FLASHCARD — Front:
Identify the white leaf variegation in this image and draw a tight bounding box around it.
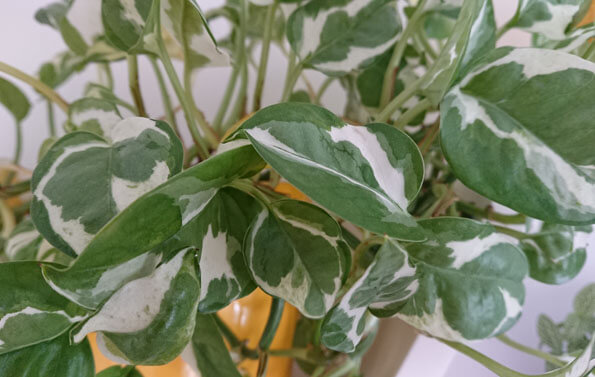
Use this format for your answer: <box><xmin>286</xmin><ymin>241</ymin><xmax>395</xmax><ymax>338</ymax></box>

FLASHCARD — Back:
<box><xmin>244</xmin><ymin>200</ymin><xmax>349</xmax><ymax>319</ymax></box>
<box><xmin>41</xmin><ymin>144</ymin><xmax>264</xmax><ymax>309</ymax></box>
<box><xmin>516</xmin><ymin>0</ymin><xmax>586</xmax><ymax>40</ymax></box>
<box><xmin>31</xmin><ymin>117</ymin><xmax>183</xmax><ymax>257</ymax></box>
<box><xmin>441</xmin><ymin>47</ymin><xmax>595</xmax><ymax>225</ymax></box>
<box><xmin>68</xmin><ymin>97</ymin><xmax>123</xmax><ymax>137</ymax></box>
<box><xmin>554</xmin><ymin>25</ymin><xmax>595</xmax><ymax>53</ymax></box>
<box><xmin>286</xmin><ymin>0</ymin><xmax>402</xmax><ymax>75</ymax></box>
<box><xmin>73</xmin><ymin>249</ymin><xmax>199</xmax><ymax>365</ymax></box>
<box><xmin>321</xmin><ymin>239</ymin><xmax>417</xmax><ymax>352</ymax></box>
<box><xmin>396</xmin><ymin>218</ymin><xmax>528</xmax><ymax>342</ymax></box>
<box><xmin>0</xmin><ymin>262</ymin><xmax>88</xmax><ymax>355</ymax></box>
<box><xmin>240</xmin><ymin>102</ymin><xmax>426</xmax><ymax>241</ymax></box>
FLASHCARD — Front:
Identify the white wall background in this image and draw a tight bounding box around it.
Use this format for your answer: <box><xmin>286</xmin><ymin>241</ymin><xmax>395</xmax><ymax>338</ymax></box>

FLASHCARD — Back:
<box><xmin>0</xmin><ymin>1</ymin><xmax>593</xmax><ymax>376</ymax></box>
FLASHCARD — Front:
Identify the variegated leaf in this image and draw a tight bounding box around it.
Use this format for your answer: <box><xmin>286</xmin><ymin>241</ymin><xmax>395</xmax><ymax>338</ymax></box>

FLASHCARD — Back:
<box><xmin>38</xmin><ymin>51</ymin><xmax>87</xmax><ymax>89</ymax></box>
<box><xmin>5</xmin><ymin>219</ymin><xmax>44</xmax><ymax>261</ymax></box>
<box><xmin>553</xmin><ymin>25</ymin><xmax>595</xmax><ymax>52</ymax></box>
<box><xmin>441</xmin><ymin>47</ymin><xmax>595</xmax><ymax>225</ymax></box>
<box><xmin>102</xmin><ymin>0</ymin><xmax>158</xmax><ymax>54</ymax></box>
<box><xmin>420</xmin><ymin>0</ymin><xmax>496</xmax><ymax>105</ymax></box>
<box><xmin>286</xmin><ymin>0</ymin><xmax>402</xmax><ymax>75</ymax></box>
<box><xmin>240</xmin><ymin>103</ymin><xmax>426</xmax><ymax>241</ymax></box>
<box><xmin>161</xmin><ymin>0</ymin><xmax>230</xmax><ymax>77</ymax></box>
<box><xmin>67</xmin><ymin>97</ymin><xmax>123</xmax><ymax>137</ymax></box>
<box><xmin>521</xmin><ymin>224</ymin><xmax>591</xmax><ymax>284</ymax></box>
<box><xmin>0</xmin><ymin>78</ymin><xmax>30</xmax><ymax>122</ymax></box>
<box><xmin>516</xmin><ymin>0</ymin><xmax>587</xmax><ymax>40</ymax></box>
<box><xmin>244</xmin><ymin>199</ymin><xmax>349</xmax><ymax>318</ymax></box>
<box><xmin>0</xmin><ymin>333</ymin><xmax>94</xmax><ymax>377</ymax></box>
<box><xmin>538</xmin><ymin>334</ymin><xmax>595</xmax><ymax>377</ymax></box>
<box><xmin>72</xmin><ymin>249</ymin><xmax>199</xmax><ymax>365</ymax></box>
<box><xmin>165</xmin><ymin>187</ymin><xmax>260</xmax><ymax>313</ymax></box>
<box><xmin>31</xmin><ymin>117</ymin><xmax>183</xmax><ymax>257</ymax></box>
<box><xmin>42</xmin><ymin>143</ymin><xmax>264</xmax><ymax>309</ymax></box>
<box><xmin>397</xmin><ymin>218</ymin><xmax>528</xmax><ymax>342</ymax></box>
<box><xmin>182</xmin><ymin>313</ymin><xmax>242</xmax><ymax>377</ymax></box>
<box><xmin>321</xmin><ymin>239</ymin><xmax>417</xmax><ymax>352</ymax></box>
<box><xmin>0</xmin><ymin>262</ymin><xmax>88</xmax><ymax>355</ymax></box>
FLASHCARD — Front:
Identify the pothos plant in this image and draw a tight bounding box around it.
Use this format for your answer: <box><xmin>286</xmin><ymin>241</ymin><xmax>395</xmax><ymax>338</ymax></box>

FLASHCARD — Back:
<box><xmin>0</xmin><ymin>0</ymin><xmax>594</xmax><ymax>376</ymax></box>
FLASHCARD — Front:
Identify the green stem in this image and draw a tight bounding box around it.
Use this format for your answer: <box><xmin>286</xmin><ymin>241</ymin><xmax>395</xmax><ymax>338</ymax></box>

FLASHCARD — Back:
<box><xmin>322</xmin><ymin>359</ymin><xmax>357</xmax><ymax>377</ymax></box>
<box><xmin>582</xmin><ymin>41</ymin><xmax>595</xmax><ymax>60</ymax></box>
<box><xmin>441</xmin><ymin>339</ymin><xmax>529</xmax><ymax>377</ymax></box>
<box><xmin>457</xmin><ymin>201</ymin><xmax>526</xmax><ymax>225</ymax></box>
<box><xmin>494</xmin><ymin>225</ymin><xmax>531</xmax><ymax>240</ymax></box>
<box><xmin>229</xmin><ymin>180</ymin><xmax>273</xmax><ymax>210</ymax></box>
<box><xmin>156</xmin><ymin>33</ymin><xmax>209</xmax><ymax>160</ymax></box>
<box><xmin>281</xmin><ymin>54</ymin><xmax>303</xmax><ymax>102</ymax></box>
<box><xmin>497</xmin><ymin>335</ymin><xmax>566</xmax><ymax>367</ymax></box>
<box><xmin>213</xmin><ymin>64</ymin><xmax>239</xmax><ymax>133</ymax></box>
<box><xmin>315</xmin><ymin>77</ymin><xmax>335</xmax><ymax>105</ymax></box>
<box><xmin>394</xmin><ymin>98</ymin><xmax>432</xmax><ymax>129</ymax></box>
<box><xmin>47</xmin><ymin>101</ymin><xmax>56</xmax><ymax>137</ymax></box>
<box><xmin>496</xmin><ymin>3</ymin><xmax>521</xmax><ymax>40</ymax></box>
<box><xmin>418</xmin><ymin>118</ymin><xmax>441</xmax><ymax>157</ymax></box>
<box><xmin>100</xmin><ymin>63</ymin><xmax>114</xmax><ymax>90</ymax></box>
<box><xmin>416</xmin><ymin>29</ymin><xmax>438</xmax><ymax>60</ymax></box>
<box><xmin>379</xmin><ymin>0</ymin><xmax>428</xmax><ymax>108</ymax></box>
<box><xmin>252</xmin><ymin>0</ymin><xmax>279</xmax><ymax>112</ymax></box>
<box><xmin>13</xmin><ymin>122</ymin><xmax>22</xmax><ymax>165</ymax></box>
<box><xmin>376</xmin><ymin>75</ymin><xmax>425</xmax><ymax>123</ymax></box>
<box><xmin>127</xmin><ymin>55</ymin><xmax>147</xmax><ymax>117</ymax></box>
<box><xmin>0</xmin><ymin>180</ymin><xmax>30</xmax><ymax>199</ymax></box>
<box><xmin>213</xmin><ymin>314</ymin><xmax>259</xmax><ymax>360</ymax></box>
<box><xmin>256</xmin><ymin>297</ymin><xmax>285</xmax><ymax>377</ymax></box>
<box><xmin>149</xmin><ymin>57</ymin><xmax>180</xmax><ymax>136</ymax></box>
<box><xmin>0</xmin><ymin>61</ymin><xmax>69</xmax><ymax>113</ymax></box>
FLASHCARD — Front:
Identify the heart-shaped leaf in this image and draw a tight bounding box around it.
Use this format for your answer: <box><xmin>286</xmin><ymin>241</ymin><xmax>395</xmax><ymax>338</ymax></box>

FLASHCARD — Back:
<box><xmin>102</xmin><ymin>0</ymin><xmax>157</xmax><ymax>54</ymax></box>
<box><xmin>32</xmin><ymin>117</ymin><xmax>183</xmax><ymax>257</ymax></box>
<box><xmin>321</xmin><ymin>238</ymin><xmax>417</xmax><ymax>352</ymax></box>
<box><xmin>244</xmin><ymin>199</ymin><xmax>349</xmax><ymax>318</ymax></box>
<box><xmin>397</xmin><ymin>218</ymin><xmax>528</xmax><ymax>341</ymax></box>
<box><xmin>420</xmin><ymin>0</ymin><xmax>496</xmax><ymax>105</ymax></box>
<box><xmin>241</xmin><ymin>102</ymin><xmax>426</xmax><ymax>241</ymax></box>
<box><xmin>73</xmin><ymin>249</ymin><xmax>199</xmax><ymax>365</ymax></box>
<box><xmin>521</xmin><ymin>224</ymin><xmax>591</xmax><ymax>284</ymax></box>
<box><xmin>42</xmin><ymin>143</ymin><xmax>264</xmax><ymax>309</ymax></box>
<box><xmin>286</xmin><ymin>0</ymin><xmax>402</xmax><ymax>75</ymax></box>
<box><xmin>0</xmin><ymin>333</ymin><xmax>94</xmax><ymax>377</ymax></box>
<box><xmin>166</xmin><ymin>187</ymin><xmax>261</xmax><ymax>313</ymax></box>
<box><xmin>0</xmin><ymin>262</ymin><xmax>88</xmax><ymax>355</ymax></box>
<box><xmin>67</xmin><ymin>97</ymin><xmax>123</xmax><ymax>137</ymax></box>
<box><xmin>440</xmin><ymin>47</ymin><xmax>595</xmax><ymax>225</ymax></box>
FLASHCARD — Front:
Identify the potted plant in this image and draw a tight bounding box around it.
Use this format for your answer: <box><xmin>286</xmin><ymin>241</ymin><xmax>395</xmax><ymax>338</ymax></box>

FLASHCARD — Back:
<box><xmin>1</xmin><ymin>0</ymin><xmax>594</xmax><ymax>376</ymax></box>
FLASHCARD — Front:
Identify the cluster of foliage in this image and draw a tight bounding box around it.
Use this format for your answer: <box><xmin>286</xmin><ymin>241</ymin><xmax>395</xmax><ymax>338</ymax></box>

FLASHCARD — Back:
<box><xmin>0</xmin><ymin>0</ymin><xmax>594</xmax><ymax>376</ymax></box>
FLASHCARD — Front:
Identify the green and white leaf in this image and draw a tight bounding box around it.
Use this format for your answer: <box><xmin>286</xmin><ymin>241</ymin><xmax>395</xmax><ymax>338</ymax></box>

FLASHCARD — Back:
<box><xmin>161</xmin><ymin>0</ymin><xmax>230</xmax><ymax>75</ymax></box>
<box><xmin>553</xmin><ymin>25</ymin><xmax>595</xmax><ymax>53</ymax></box>
<box><xmin>102</xmin><ymin>0</ymin><xmax>158</xmax><ymax>54</ymax></box>
<box><xmin>0</xmin><ymin>333</ymin><xmax>94</xmax><ymax>377</ymax></box>
<box><xmin>286</xmin><ymin>0</ymin><xmax>402</xmax><ymax>75</ymax></box>
<box><xmin>321</xmin><ymin>239</ymin><xmax>417</xmax><ymax>352</ymax></box>
<box><xmin>182</xmin><ymin>313</ymin><xmax>242</xmax><ymax>377</ymax></box>
<box><xmin>4</xmin><ymin>219</ymin><xmax>54</xmax><ymax>262</ymax></box>
<box><xmin>521</xmin><ymin>223</ymin><xmax>591</xmax><ymax>284</ymax></box>
<box><xmin>244</xmin><ymin>199</ymin><xmax>348</xmax><ymax>318</ymax></box>
<box><xmin>240</xmin><ymin>102</ymin><xmax>426</xmax><ymax>241</ymax></box>
<box><xmin>0</xmin><ymin>262</ymin><xmax>88</xmax><ymax>354</ymax></box>
<box><xmin>397</xmin><ymin>218</ymin><xmax>528</xmax><ymax>341</ymax></box>
<box><xmin>42</xmin><ymin>143</ymin><xmax>264</xmax><ymax>309</ymax></box>
<box><xmin>32</xmin><ymin>117</ymin><xmax>183</xmax><ymax>257</ymax></box>
<box><xmin>72</xmin><ymin>249</ymin><xmax>199</xmax><ymax>365</ymax></box>
<box><xmin>574</xmin><ymin>283</ymin><xmax>595</xmax><ymax>316</ymax></box>
<box><xmin>420</xmin><ymin>0</ymin><xmax>496</xmax><ymax>105</ymax></box>
<box><xmin>538</xmin><ymin>314</ymin><xmax>563</xmax><ymax>354</ymax></box>
<box><xmin>516</xmin><ymin>0</ymin><xmax>586</xmax><ymax>40</ymax></box>
<box><xmin>38</xmin><ymin>50</ymin><xmax>87</xmax><ymax>89</ymax></box>
<box><xmin>440</xmin><ymin>47</ymin><xmax>595</xmax><ymax>225</ymax></box>
<box><xmin>0</xmin><ymin>77</ymin><xmax>30</xmax><ymax>122</ymax></box>
<box><xmin>166</xmin><ymin>187</ymin><xmax>260</xmax><ymax>313</ymax></box>
<box><xmin>67</xmin><ymin>97</ymin><xmax>123</xmax><ymax>137</ymax></box>
<box><xmin>539</xmin><ymin>334</ymin><xmax>595</xmax><ymax>377</ymax></box>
